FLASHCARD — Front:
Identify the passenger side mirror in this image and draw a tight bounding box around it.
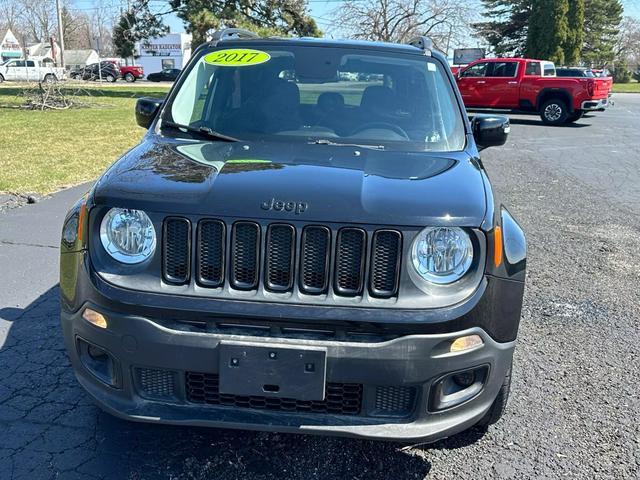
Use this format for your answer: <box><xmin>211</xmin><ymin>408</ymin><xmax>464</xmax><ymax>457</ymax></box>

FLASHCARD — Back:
<box><xmin>135</xmin><ymin>97</ymin><xmax>164</xmax><ymax>129</ymax></box>
<box><xmin>471</xmin><ymin>115</ymin><xmax>510</xmax><ymax>150</ymax></box>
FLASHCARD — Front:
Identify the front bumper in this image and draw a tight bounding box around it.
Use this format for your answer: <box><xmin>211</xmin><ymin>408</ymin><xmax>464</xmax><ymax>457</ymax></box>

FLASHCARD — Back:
<box><xmin>61</xmin><ymin>303</ymin><xmax>515</xmax><ymax>442</ymax></box>
<box><xmin>581</xmin><ymin>97</ymin><xmax>609</xmax><ymax>111</ymax></box>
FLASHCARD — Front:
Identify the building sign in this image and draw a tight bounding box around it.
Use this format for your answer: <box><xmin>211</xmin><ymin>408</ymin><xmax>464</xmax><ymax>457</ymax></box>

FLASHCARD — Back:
<box><xmin>1</xmin><ymin>29</ymin><xmax>22</xmax><ymax>59</ymax></box>
<box><xmin>140</xmin><ymin>41</ymin><xmax>183</xmax><ymax>57</ymax></box>
<box><xmin>453</xmin><ymin>48</ymin><xmax>485</xmax><ymax>65</ymax></box>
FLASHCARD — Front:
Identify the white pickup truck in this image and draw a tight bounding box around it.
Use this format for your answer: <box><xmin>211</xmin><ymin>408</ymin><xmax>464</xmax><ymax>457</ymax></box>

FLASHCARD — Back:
<box><xmin>0</xmin><ymin>59</ymin><xmax>65</xmax><ymax>83</ymax></box>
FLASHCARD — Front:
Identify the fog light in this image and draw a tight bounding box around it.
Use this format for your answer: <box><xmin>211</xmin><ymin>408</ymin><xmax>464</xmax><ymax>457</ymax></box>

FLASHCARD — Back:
<box><xmin>452</xmin><ymin>370</ymin><xmax>476</xmax><ymax>388</ymax></box>
<box><xmin>76</xmin><ymin>337</ymin><xmax>121</xmax><ymax>388</ymax></box>
<box><xmin>82</xmin><ymin>308</ymin><xmax>108</xmax><ymax>329</ymax></box>
<box><xmin>88</xmin><ymin>344</ymin><xmax>108</xmax><ymax>360</ymax></box>
<box><xmin>450</xmin><ymin>334</ymin><xmax>483</xmax><ymax>352</ymax></box>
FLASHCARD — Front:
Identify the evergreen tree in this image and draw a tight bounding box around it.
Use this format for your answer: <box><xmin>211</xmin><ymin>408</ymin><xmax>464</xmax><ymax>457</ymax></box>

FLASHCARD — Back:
<box><xmin>474</xmin><ymin>0</ymin><xmax>533</xmax><ymax>56</ymax></box>
<box><xmin>563</xmin><ymin>0</ymin><xmax>585</xmax><ymax>65</ymax></box>
<box><xmin>583</xmin><ymin>0</ymin><xmax>623</xmax><ymax>65</ymax></box>
<box><xmin>113</xmin><ymin>4</ymin><xmax>168</xmax><ymax>60</ymax></box>
<box><xmin>525</xmin><ymin>0</ymin><xmax>569</xmax><ymax>64</ymax></box>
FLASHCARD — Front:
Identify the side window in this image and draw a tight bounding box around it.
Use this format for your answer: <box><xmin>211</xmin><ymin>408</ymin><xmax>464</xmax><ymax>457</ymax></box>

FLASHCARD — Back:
<box><xmin>490</xmin><ymin>62</ymin><xmax>518</xmax><ymax>77</ymax></box>
<box><xmin>525</xmin><ymin>62</ymin><xmax>541</xmax><ymax>76</ymax></box>
<box><xmin>26</xmin><ymin>61</ymin><xmax>35</xmax><ymax>67</ymax></box>
<box><xmin>543</xmin><ymin>64</ymin><xmax>556</xmax><ymax>77</ymax></box>
<box><xmin>6</xmin><ymin>61</ymin><xmax>16</xmax><ymax>68</ymax></box>
<box><xmin>461</xmin><ymin>63</ymin><xmax>488</xmax><ymax>78</ymax></box>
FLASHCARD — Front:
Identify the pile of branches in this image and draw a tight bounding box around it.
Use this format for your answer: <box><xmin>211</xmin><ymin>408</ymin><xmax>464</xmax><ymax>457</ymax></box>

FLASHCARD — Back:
<box><xmin>18</xmin><ymin>82</ymin><xmax>96</xmax><ymax>110</ymax></box>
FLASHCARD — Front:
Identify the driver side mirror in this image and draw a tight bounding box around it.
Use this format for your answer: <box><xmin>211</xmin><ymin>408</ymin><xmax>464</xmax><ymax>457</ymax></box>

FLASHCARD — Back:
<box><xmin>135</xmin><ymin>97</ymin><xmax>164</xmax><ymax>129</ymax></box>
<box><xmin>471</xmin><ymin>115</ymin><xmax>510</xmax><ymax>150</ymax></box>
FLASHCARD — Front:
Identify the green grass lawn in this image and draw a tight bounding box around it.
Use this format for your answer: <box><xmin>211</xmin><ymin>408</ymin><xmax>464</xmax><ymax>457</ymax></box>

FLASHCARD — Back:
<box><xmin>0</xmin><ymin>83</ymin><xmax>170</xmax><ymax>194</ymax></box>
<box><xmin>612</xmin><ymin>82</ymin><xmax>640</xmax><ymax>93</ymax></box>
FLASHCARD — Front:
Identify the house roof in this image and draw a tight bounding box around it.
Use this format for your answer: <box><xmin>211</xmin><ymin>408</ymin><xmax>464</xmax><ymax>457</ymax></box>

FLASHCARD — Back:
<box><xmin>64</xmin><ymin>49</ymin><xmax>99</xmax><ymax>65</ymax></box>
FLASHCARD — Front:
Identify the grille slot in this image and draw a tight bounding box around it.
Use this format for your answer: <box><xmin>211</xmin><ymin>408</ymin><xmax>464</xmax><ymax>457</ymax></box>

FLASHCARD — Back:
<box><xmin>370</xmin><ymin>230</ymin><xmax>402</xmax><ymax>298</ymax></box>
<box><xmin>334</xmin><ymin>228</ymin><xmax>366</xmax><ymax>296</ymax></box>
<box><xmin>264</xmin><ymin>224</ymin><xmax>295</xmax><ymax>292</ymax></box>
<box><xmin>373</xmin><ymin>385</ymin><xmax>416</xmax><ymax>417</ymax></box>
<box><xmin>300</xmin><ymin>226</ymin><xmax>331</xmax><ymax>294</ymax></box>
<box><xmin>186</xmin><ymin>372</ymin><xmax>362</xmax><ymax>415</ymax></box>
<box><xmin>230</xmin><ymin>222</ymin><xmax>260</xmax><ymax>290</ymax></box>
<box><xmin>197</xmin><ymin>220</ymin><xmax>225</xmax><ymax>287</ymax></box>
<box><xmin>136</xmin><ymin>368</ymin><xmax>177</xmax><ymax>399</ymax></box>
<box><xmin>162</xmin><ymin>218</ymin><xmax>191</xmax><ymax>284</ymax></box>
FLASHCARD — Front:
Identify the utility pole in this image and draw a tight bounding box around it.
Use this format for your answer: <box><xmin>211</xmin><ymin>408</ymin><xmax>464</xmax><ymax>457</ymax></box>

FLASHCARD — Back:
<box><xmin>55</xmin><ymin>0</ymin><xmax>65</xmax><ymax>68</ymax></box>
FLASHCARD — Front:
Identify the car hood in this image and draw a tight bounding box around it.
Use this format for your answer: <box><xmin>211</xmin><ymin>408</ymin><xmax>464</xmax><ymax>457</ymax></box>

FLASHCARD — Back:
<box><xmin>94</xmin><ymin>136</ymin><xmax>488</xmax><ymax>227</ymax></box>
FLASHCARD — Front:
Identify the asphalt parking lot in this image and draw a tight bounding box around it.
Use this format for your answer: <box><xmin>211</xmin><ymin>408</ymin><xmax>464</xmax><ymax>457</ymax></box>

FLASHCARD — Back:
<box><xmin>1</xmin><ymin>95</ymin><xmax>639</xmax><ymax>480</ymax></box>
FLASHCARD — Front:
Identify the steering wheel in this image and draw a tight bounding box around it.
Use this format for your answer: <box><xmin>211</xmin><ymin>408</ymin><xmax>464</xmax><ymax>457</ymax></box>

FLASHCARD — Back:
<box><xmin>350</xmin><ymin>122</ymin><xmax>410</xmax><ymax>139</ymax></box>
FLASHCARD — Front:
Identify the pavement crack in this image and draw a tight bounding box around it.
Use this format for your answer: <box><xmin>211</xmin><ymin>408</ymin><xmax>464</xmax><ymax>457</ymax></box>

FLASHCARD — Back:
<box><xmin>0</xmin><ymin>240</ymin><xmax>59</xmax><ymax>249</ymax></box>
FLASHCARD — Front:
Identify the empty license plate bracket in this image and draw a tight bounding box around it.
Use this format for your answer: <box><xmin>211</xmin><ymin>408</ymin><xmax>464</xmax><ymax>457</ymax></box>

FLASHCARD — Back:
<box><xmin>218</xmin><ymin>342</ymin><xmax>327</xmax><ymax>401</ymax></box>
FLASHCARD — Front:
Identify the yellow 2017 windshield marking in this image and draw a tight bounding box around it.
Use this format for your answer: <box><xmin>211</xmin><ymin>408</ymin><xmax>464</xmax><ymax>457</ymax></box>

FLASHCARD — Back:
<box><xmin>204</xmin><ymin>49</ymin><xmax>271</xmax><ymax>67</ymax></box>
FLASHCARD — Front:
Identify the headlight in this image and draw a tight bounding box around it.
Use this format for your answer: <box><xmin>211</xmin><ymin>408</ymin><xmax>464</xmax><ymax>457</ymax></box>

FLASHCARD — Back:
<box><xmin>411</xmin><ymin>227</ymin><xmax>473</xmax><ymax>284</ymax></box>
<box><xmin>100</xmin><ymin>208</ymin><xmax>156</xmax><ymax>264</ymax></box>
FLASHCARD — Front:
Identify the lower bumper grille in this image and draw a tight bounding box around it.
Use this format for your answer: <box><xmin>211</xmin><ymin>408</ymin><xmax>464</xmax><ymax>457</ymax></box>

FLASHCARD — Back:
<box><xmin>185</xmin><ymin>372</ymin><xmax>362</xmax><ymax>415</ymax></box>
<box><xmin>135</xmin><ymin>367</ymin><xmax>177</xmax><ymax>400</ymax></box>
<box><xmin>373</xmin><ymin>385</ymin><xmax>416</xmax><ymax>417</ymax></box>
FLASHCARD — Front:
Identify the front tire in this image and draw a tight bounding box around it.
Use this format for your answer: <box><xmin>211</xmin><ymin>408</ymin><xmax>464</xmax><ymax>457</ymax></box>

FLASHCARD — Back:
<box><xmin>477</xmin><ymin>365</ymin><xmax>511</xmax><ymax>427</ymax></box>
<box><xmin>106</xmin><ymin>74</ymin><xmax>116</xmax><ymax>83</ymax></box>
<box><xmin>124</xmin><ymin>72</ymin><xmax>136</xmax><ymax>82</ymax></box>
<box><xmin>540</xmin><ymin>98</ymin><xmax>569</xmax><ymax>125</ymax></box>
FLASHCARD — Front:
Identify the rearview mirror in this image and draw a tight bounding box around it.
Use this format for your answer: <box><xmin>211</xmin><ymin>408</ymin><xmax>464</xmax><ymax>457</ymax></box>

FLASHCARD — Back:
<box><xmin>471</xmin><ymin>115</ymin><xmax>510</xmax><ymax>150</ymax></box>
<box><xmin>135</xmin><ymin>97</ymin><xmax>163</xmax><ymax>129</ymax></box>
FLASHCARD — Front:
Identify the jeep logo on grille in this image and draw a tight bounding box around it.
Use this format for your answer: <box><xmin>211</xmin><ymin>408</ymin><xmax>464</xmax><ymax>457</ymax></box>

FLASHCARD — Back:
<box><xmin>261</xmin><ymin>198</ymin><xmax>308</xmax><ymax>215</ymax></box>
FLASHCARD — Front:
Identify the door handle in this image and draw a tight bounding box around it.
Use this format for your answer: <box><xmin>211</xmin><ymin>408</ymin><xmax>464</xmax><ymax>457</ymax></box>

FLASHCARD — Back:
<box><xmin>476</xmin><ymin>81</ymin><xmax>486</xmax><ymax>84</ymax></box>
<box><xmin>508</xmin><ymin>81</ymin><xmax>518</xmax><ymax>85</ymax></box>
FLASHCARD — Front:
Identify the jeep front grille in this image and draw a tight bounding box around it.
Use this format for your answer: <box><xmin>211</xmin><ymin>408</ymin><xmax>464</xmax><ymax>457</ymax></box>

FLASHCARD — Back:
<box><xmin>162</xmin><ymin>218</ymin><xmax>402</xmax><ymax>299</ymax></box>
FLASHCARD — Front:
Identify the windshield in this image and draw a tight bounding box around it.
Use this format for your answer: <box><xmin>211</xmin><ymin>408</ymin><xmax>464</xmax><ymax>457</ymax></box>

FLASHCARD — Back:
<box><xmin>166</xmin><ymin>44</ymin><xmax>466</xmax><ymax>151</ymax></box>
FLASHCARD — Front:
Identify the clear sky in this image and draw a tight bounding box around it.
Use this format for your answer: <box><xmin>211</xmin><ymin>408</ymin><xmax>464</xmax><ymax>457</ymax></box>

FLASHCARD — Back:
<box><xmin>69</xmin><ymin>0</ymin><xmax>640</xmax><ymax>36</ymax></box>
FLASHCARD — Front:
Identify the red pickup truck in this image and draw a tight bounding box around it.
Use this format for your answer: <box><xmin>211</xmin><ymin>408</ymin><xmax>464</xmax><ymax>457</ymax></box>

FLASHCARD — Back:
<box><xmin>104</xmin><ymin>60</ymin><xmax>144</xmax><ymax>82</ymax></box>
<box><xmin>456</xmin><ymin>58</ymin><xmax>611</xmax><ymax>125</ymax></box>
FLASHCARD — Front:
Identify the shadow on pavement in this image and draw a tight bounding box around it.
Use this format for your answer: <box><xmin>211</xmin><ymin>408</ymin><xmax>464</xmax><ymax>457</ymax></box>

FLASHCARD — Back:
<box><xmin>508</xmin><ymin>117</ymin><xmax>590</xmax><ymax>128</ymax></box>
<box><xmin>0</xmin><ymin>286</ymin><xmax>486</xmax><ymax>479</ymax></box>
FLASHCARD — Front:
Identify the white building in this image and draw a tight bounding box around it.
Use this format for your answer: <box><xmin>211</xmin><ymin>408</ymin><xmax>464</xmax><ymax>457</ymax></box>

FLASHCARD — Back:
<box><xmin>27</xmin><ymin>40</ymin><xmax>61</xmax><ymax>65</ymax></box>
<box><xmin>0</xmin><ymin>29</ymin><xmax>22</xmax><ymax>62</ymax></box>
<box><xmin>134</xmin><ymin>33</ymin><xmax>192</xmax><ymax>74</ymax></box>
<box><xmin>64</xmin><ymin>49</ymin><xmax>100</xmax><ymax>70</ymax></box>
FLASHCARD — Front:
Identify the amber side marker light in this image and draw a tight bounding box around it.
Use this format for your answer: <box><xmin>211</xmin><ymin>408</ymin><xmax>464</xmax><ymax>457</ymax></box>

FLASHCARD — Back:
<box><xmin>494</xmin><ymin>225</ymin><xmax>503</xmax><ymax>267</ymax></box>
<box><xmin>82</xmin><ymin>308</ymin><xmax>108</xmax><ymax>329</ymax></box>
<box><xmin>450</xmin><ymin>335</ymin><xmax>483</xmax><ymax>353</ymax></box>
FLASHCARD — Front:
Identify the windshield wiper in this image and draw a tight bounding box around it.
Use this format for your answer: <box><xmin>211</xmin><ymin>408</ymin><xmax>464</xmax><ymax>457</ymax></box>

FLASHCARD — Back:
<box><xmin>310</xmin><ymin>139</ymin><xmax>385</xmax><ymax>150</ymax></box>
<box><xmin>162</xmin><ymin>120</ymin><xmax>239</xmax><ymax>142</ymax></box>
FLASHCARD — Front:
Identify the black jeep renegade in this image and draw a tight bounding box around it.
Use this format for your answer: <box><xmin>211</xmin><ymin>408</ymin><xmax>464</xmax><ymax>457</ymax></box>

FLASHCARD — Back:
<box><xmin>60</xmin><ymin>29</ymin><xmax>525</xmax><ymax>442</ymax></box>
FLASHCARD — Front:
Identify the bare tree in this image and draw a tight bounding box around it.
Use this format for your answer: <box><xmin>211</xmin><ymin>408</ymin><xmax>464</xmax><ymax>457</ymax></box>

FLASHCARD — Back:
<box><xmin>18</xmin><ymin>0</ymin><xmax>57</xmax><ymax>42</ymax></box>
<box><xmin>330</xmin><ymin>0</ymin><xmax>474</xmax><ymax>53</ymax></box>
<box><xmin>615</xmin><ymin>16</ymin><xmax>640</xmax><ymax>67</ymax></box>
<box><xmin>0</xmin><ymin>0</ymin><xmax>22</xmax><ymax>32</ymax></box>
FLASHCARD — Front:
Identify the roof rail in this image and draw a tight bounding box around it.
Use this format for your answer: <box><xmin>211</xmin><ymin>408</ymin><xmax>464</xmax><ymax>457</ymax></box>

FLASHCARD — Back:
<box><xmin>408</xmin><ymin>36</ymin><xmax>433</xmax><ymax>56</ymax></box>
<box><xmin>211</xmin><ymin>28</ymin><xmax>259</xmax><ymax>43</ymax></box>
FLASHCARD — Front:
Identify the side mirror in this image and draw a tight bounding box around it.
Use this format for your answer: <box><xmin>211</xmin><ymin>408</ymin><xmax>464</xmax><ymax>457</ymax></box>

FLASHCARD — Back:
<box><xmin>471</xmin><ymin>114</ymin><xmax>510</xmax><ymax>150</ymax></box>
<box><xmin>135</xmin><ymin>97</ymin><xmax>163</xmax><ymax>129</ymax></box>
